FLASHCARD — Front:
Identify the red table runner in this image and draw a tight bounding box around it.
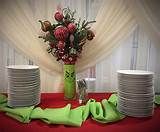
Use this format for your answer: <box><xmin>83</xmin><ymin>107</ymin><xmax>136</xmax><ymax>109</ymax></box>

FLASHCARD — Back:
<box><xmin>0</xmin><ymin>93</ymin><xmax>160</xmax><ymax>132</ymax></box>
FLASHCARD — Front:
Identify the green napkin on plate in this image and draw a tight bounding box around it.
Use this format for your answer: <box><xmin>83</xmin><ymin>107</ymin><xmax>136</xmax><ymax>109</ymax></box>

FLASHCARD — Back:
<box><xmin>89</xmin><ymin>94</ymin><xmax>125</xmax><ymax>123</ymax></box>
<box><xmin>0</xmin><ymin>106</ymin><xmax>34</xmax><ymax>123</ymax></box>
<box><xmin>101</xmin><ymin>99</ymin><xmax>125</xmax><ymax>123</ymax></box>
<box><xmin>0</xmin><ymin>94</ymin><xmax>7</xmax><ymax>103</ymax></box>
<box><xmin>155</xmin><ymin>95</ymin><xmax>160</xmax><ymax>105</ymax></box>
<box><xmin>0</xmin><ymin>94</ymin><xmax>7</xmax><ymax>107</ymax></box>
<box><xmin>108</xmin><ymin>94</ymin><xmax>118</xmax><ymax>106</ymax></box>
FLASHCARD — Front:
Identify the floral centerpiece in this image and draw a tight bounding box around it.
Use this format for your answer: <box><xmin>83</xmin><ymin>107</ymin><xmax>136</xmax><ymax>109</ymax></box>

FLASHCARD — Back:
<box><xmin>39</xmin><ymin>7</ymin><xmax>95</xmax><ymax>100</ymax></box>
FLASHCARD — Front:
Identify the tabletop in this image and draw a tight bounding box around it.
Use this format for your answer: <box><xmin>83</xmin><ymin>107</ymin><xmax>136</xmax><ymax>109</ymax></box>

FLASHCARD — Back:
<box><xmin>0</xmin><ymin>93</ymin><xmax>160</xmax><ymax>132</ymax></box>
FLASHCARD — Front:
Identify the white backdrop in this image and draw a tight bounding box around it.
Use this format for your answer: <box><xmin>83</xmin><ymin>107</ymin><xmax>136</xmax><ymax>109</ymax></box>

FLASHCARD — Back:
<box><xmin>1</xmin><ymin>25</ymin><xmax>160</xmax><ymax>93</ymax></box>
<box><xmin>0</xmin><ymin>0</ymin><xmax>160</xmax><ymax>93</ymax></box>
<box><xmin>95</xmin><ymin>26</ymin><xmax>160</xmax><ymax>93</ymax></box>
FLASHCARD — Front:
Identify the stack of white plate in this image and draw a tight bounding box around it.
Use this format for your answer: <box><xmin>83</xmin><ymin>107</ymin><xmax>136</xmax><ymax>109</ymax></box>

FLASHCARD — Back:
<box><xmin>7</xmin><ymin>65</ymin><xmax>41</xmax><ymax>107</ymax></box>
<box><xmin>117</xmin><ymin>70</ymin><xmax>154</xmax><ymax>117</ymax></box>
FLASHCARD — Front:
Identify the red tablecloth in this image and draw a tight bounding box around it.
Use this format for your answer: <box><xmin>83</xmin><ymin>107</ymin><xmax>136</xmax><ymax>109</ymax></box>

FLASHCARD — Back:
<box><xmin>0</xmin><ymin>93</ymin><xmax>160</xmax><ymax>132</ymax></box>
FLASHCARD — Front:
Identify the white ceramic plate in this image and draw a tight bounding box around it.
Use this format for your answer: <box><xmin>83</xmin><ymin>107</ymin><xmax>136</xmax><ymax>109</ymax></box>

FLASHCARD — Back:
<box><xmin>117</xmin><ymin>104</ymin><xmax>154</xmax><ymax>117</ymax></box>
<box><xmin>7</xmin><ymin>65</ymin><xmax>39</xmax><ymax>70</ymax></box>
<box><xmin>117</xmin><ymin>70</ymin><xmax>154</xmax><ymax>75</ymax></box>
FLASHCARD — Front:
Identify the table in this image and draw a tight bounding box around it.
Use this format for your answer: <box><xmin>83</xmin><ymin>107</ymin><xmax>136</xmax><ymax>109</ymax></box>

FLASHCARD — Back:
<box><xmin>0</xmin><ymin>93</ymin><xmax>160</xmax><ymax>132</ymax></box>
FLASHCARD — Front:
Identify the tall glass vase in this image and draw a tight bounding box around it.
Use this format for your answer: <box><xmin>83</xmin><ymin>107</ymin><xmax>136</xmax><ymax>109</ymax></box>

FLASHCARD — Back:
<box><xmin>63</xmin><ymin>64</ymin><xmax>76</xmax><ymax>100</ymax></box>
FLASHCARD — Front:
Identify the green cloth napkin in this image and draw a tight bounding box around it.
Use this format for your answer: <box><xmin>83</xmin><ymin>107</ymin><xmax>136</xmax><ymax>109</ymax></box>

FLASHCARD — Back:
<box><xmin>82</xmin><ymin>99</ymin><xmax>92</xmax><ymax>121</ymax></box>
<box><xmin>30</xmin><ymin>94</ymin><xmax>124</xmax><ymax>126</ymax></box>
<box><xmin>108</xmin><ymin>94</ymin><xmax>118</xmax><ymax>106</ymax></box>
<box><xmin>67</xmin><ymin>106</ymin><xmax>84</xmax><ymax>126</ymax></box>
<box><xmin>0</xmin><ymin>93</ymin><xmax>125</xmax><ymax>126</ymax></box>
<box><xmin>31</xmin><ymin>104</ymin><xmax>71</xmax><ymax>124</ymax></box>
<box><xmin>0</xmin><ymin>94</ymin><xmax>7</xmax><ymax>103</ymax></box>
<box><xmin>155</xmin><ymin>95</ymin><xmax>160</xmax><ymax>105</ymax></box>
<box><xmin>0</xmin><ymin>94</ymin><xmax>7</xmax><ymax>107</ymax></box>
<box><xmin>30</xmin><ymin>104</ymin><xmax>83</xmax><ymax>127</ymax></box>
<box><xmin>89</xmin><ymin>98</ymin><xmax>125</xmax><ymax>123</ymax></box>
<box><xmin>0</xmin><ymin>106</ymin><xmax>34</xmax><ymax>123</ymax></box>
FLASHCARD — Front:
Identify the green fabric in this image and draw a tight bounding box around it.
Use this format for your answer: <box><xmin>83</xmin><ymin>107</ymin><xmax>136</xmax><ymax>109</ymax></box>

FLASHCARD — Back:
<box><xmin>0</xmin><ymin>106</ymin><xmax>34</xmax><ymax>123</ymax></box>
<box><xmin>0</xmin><ymin>94</ymin><xmax>7</xmax><ymax>107</ymax></box>
<box><xmin>108</xmin><ymin>94</ymin><xmax>118</xmax><ymax>106</ymax></box>
<box><xmin>64</xmin><ymin>64</ymin><xmax>76</xmax><ymax>99</ymax></box>
<box><xmin>82</xmin><ymin>99</ymin><xmax>92</xmax><ymax>121</ymax></box>
<box><xmin>31</xmin><ymin>104</ymin><xmax>84</xmax><ymax>127</ymax></box>
<box><xmin>67</xmin><ymin>106</ymin><xmax>84</xmax><ymax>126</ymax></box>
<box><xmin>155</xmin><ymin>95</ymin><xmax>160</xmax><ymax>105</ymax></box>
<box><xmin>0</xmin><ymin>94</ymin><xmax>125</xmax><ymax>126</ymax></box>
<box><xmin>0</xmin><ymin>94</ymin><xmax>7</xmax><ymax>103</ymax></box>
<box><xmin>2</xmin><ymin>93</ymin><xmax>160</xmax><ymax>126</ymax></box>
<box><xmin>89</xmin><ymin>98</ymin><xmax>125</xmax><ymax>123</ymax></box>
<box><xmin>31</xmin><ymin>104</ymin><xmax>72</xmax><ymax>125</ymax></box>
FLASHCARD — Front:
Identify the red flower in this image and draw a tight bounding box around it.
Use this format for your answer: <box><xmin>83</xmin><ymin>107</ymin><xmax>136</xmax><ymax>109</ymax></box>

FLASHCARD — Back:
<box><xmin>67</xmin><ymin>23</ymin><xmax>76</xmax><ymax>33</ymax></box>
<box><xmin>57</xmin><ymin>41</ymin><xmax>65</xmax><ymax>49</ymax></box>
<box><xmin>49</xmin><ymin>42</ymin><xmax>55</xmax><ymax>48</ymax></box>
<box><xmin>54</xmin><ymin>26</ymin><xmax>69</xmax><ymax>41</ymax></box>
<box><xmin>54</xmin><ymin>11</ymin><xmax>64</xmax><ymax>22</ymax></box>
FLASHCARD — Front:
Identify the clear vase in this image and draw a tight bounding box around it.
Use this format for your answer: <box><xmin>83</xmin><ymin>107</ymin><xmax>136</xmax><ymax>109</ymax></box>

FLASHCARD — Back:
<box><xmin>63</xmin><ymin>64</ymin><xmax>76</xmax><ymax>100</ymax></box>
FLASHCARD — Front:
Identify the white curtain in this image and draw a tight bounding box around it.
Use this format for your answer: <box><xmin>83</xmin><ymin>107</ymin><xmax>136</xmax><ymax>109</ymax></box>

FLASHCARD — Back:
<box><xmin>0</xmin><ymin>0</ymin><xmax>137</xmax><ymax>73</ymax></box>
<box><xmin>0</xmin><ymin>0</ymin><xmax>160</xmax><ymax>92</ymax></box>
<box><xmin>76</xmin><ymin>0</ymin><xmax>137</xmax><ymax>72</ymax></box>
<box><xmin>126</xmin><ymin>0</ymin><xmax>160</xmax><ymax>47</ymax></box>
<box><xmin>0</xmin><ymin>0</ymin><xmax>62</xmax><ymax>74</ymax></box>
<box><xmin>95</xmin><ymin>25</ymin><xmax>160</xmax><ymax>93</ymax></box>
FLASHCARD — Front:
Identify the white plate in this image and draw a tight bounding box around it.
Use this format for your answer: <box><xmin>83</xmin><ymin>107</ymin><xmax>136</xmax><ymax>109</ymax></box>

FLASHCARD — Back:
<box><xmin>118</xmin><ymin>83</ymin><xmax>153</xmax><ymax>88</ymax></box>
<box><xmin>118</xmin><ymin>86</ymin><xmax>154</xmax><ymax>92</ymax></box>
<box><xmin>118</xmin><ymin>90</ymin><xmax>154</xmax><ymax>97</ymax></box>
<box><xmin>9</xmin><ymin>80</ymin><xmax>40</xmax><ymax>84</ymax></box>
<box><xmin>117</xmin><ymin>104</ymin><xmax>154</xmax><ymax>117</ymax></box>
<box><xmin>118</xmin><ymin>79</ymin><xmax>153</xmax><ymax>83</ymax></box>
<box><xmin>9</xmin><ymin>88</ymin><xmax>40</xmax><ymax>93</ymax></box>
<box><xmin>118</xmin><ymin>74</ymin><xmax>153</xmax><ymax>79</ymax></box>
<box><xmin>7</xmin><ymin>65</ymin><xmax>39</xmax><ymax>70</ymax></box>
<box><xmin>7</xmin><ymin>99</ymin><xmax>40</xmax><ymax>107</ymax></box>
<box><xmin>9</xmin><ymin>81</ymin><xmax>40</xmax><ymax>85</ymax></box>
<box><xmin>8</xmin><ymin>74</ymin><xmax>39</xmax><ymax>78</ymax></box>
<box><xmin>118</xmin><ymin>91</ymin><xmax>154</xmax><ymax>100</ymax></box>
<box><xmin>9</xmin><ymin>91</ymin><xmax>40</xmax><ymax>96</ymax></box>
<box><xmin>8</xmin><ymin>70</ymin><xmax>39</xmax><ymax>74</ymax></box>
<box><xmin>10</xmin><ymin>83</ymin><xmax>40</xmax><ymax>87</ymax></box>
<box><xmin>118</xmin><ymin>98</ymin><xmax>154</xmax><ymax>108</ymax></box>
<box><xmin>117</xmin><ymin>70</ymin><xmax>154</xmax><ymax>75</ymax></box>
<box><xmin>118</xmin><ymin>95</ymin><xmax>154</xmax><ymax>102</ymax></box>
<box><xmin>8</xmin><ymin>94</ymin><xmax>40</xmax><ymax>101</ymax></box>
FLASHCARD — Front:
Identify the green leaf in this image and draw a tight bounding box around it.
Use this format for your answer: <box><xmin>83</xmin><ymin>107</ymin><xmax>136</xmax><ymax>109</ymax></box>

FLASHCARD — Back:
<box><xmin>82</xmin><ymin>20</ymin><xmax>86</xmax><ymax>27</ymax></box>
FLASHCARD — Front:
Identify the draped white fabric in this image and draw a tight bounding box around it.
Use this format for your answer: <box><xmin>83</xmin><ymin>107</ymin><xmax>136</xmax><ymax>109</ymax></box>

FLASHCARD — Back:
<box><xmin>95</xmin><ymin>26</ymin><xmax>160</xmax><ymax>93</ymax></box>
<box><xmin>0</xmin><ymin>0</ymin><xmax>62</xmax><ymax>74</ymax></box>
<box><xmin>126</xmin><ymin>0</ymin><xmax>160</xmax><ymax>47</ymax></box>
<box><xmin>0</xmin><ymin>0</ymin><xmax>137</xmax><ymax>74</ymax></box>
<box><xmin>0</xmin><ymin>0</ymin><xmax>160</xmax><ymax>92</ymax></box>
<box><xmin>76</xmin><ymin>0</ymin><xmax>136</xmax><ymax>72</ymax></box>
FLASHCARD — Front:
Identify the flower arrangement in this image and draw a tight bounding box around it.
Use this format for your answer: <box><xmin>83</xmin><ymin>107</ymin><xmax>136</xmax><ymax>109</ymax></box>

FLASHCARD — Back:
<box><xmin>39</xmin><ymin>7</ymin><xmax>95</xmax><ymax>64</ymax></box>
